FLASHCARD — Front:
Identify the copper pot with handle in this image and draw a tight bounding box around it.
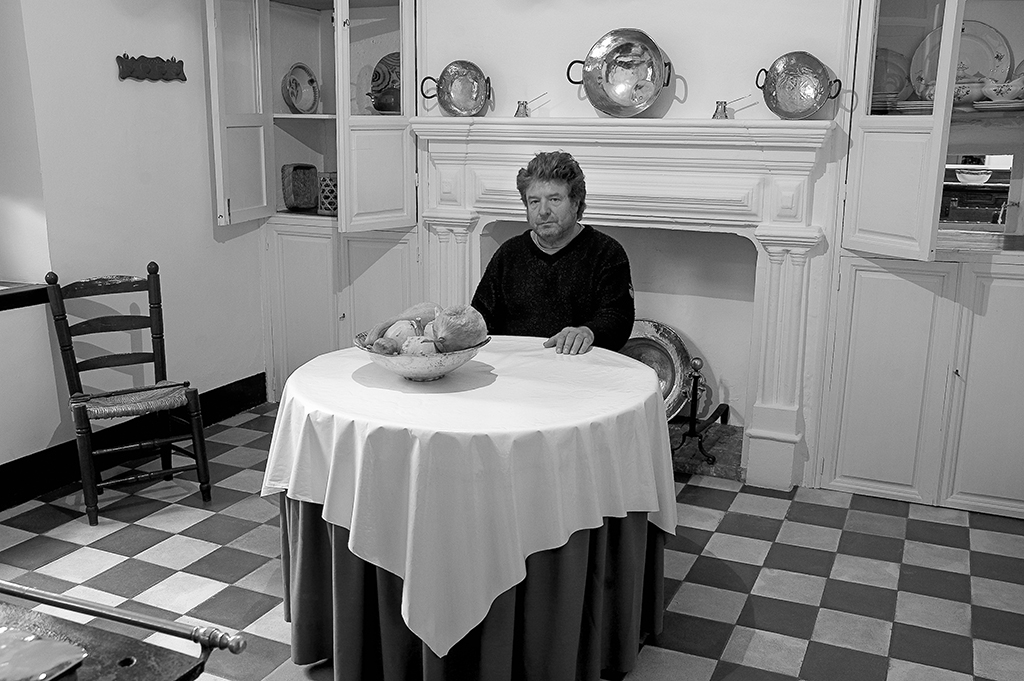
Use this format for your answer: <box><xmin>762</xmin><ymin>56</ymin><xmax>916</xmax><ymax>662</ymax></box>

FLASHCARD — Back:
<box><xmin>756</xmin><ymin>51</ymin><xmax>841</xmax><ymax>120</ymax></box>
<box><xmin>566</xmin><ymin>28</ymin><xmax>672</xmax><ymax>117</ymax></box>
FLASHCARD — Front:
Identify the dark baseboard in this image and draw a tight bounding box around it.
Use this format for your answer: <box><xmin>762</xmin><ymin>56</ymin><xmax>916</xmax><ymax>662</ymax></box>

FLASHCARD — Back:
<box><xmin>0</xmin><ymin>372</ymin><xmax>267</xmax><ymax>512</ymax></box>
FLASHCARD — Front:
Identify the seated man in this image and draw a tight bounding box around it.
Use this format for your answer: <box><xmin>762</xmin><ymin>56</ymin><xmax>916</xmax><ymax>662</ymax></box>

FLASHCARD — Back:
<box><xmin>471</xmin><ymin>150</ymin><xmax>635</xmax><ymax>354</ymax></box>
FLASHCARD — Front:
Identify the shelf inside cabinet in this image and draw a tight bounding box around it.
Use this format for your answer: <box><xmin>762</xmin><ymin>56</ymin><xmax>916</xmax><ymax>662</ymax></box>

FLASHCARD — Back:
<box><xmin>274</xmin><ymin>113</ymin><xmax>338</xmax><ymax>120</ymax></box>
<box><xmin>950</xmin><ymin>110</ymin><xmax>1024</xmax><ymax>124</ymax></box>
<box><xmin>272</xmin><ymin>210</ymin><xmax>339</xmax><ymax>227</ymax></box>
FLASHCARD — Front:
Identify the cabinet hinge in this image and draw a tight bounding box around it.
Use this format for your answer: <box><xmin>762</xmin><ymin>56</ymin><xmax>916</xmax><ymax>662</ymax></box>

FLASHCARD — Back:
<box><xmin>819</xmin><ymin>457</ymin><xmax>825</xmax><ymax>478</ymax></box>
<box><xmin>414</xmin><ymin>172</ymin><xmax>420</xmax><ymax>188</ymax></box>
<box><xmin>226</xmin><ymin>198</ymin><xmax>232</xmax><ymax>223</ymax></box>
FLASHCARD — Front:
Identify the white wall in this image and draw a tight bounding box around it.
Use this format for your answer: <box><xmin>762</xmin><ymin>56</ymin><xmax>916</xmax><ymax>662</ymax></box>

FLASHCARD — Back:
<box><xmin>418</xmin><ymin>0</ymin><xmax>849</xmax><ymax>121</ymax></box>
<box><xmin>0</xmin><ymin>0</ymin><xmax>265</xmax><ymax>464</ymax></box>
<box><xmin>0</xmin><ymin>0</ymin><xmax>50</xmax><ymax>282</ymax></box>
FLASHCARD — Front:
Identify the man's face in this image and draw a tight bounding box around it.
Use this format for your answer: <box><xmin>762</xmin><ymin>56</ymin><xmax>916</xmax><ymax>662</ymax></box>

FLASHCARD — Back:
<box><xmin>525</xmin><ymin>180</ymin><xmax>579</xmax><ymax>248</ymax></box>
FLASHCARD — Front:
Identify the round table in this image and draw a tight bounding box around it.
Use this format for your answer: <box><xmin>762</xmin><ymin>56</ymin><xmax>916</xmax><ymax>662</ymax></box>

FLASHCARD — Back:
<box><xmin>262</xmin><ymin>335</ymin><xmax>677</xmax><ymax>664</ymax></box>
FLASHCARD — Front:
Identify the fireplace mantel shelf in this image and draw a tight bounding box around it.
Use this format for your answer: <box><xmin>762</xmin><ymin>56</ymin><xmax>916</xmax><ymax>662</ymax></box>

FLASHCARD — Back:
<box><xmin>410</xmin><ymin>116</ymin><xmax>834</xmax><ymax>150</ymax></box>
<box><xmin>411</xmin><ymin>116</ymin><xmax>835</xmax><ymax>239</ymax></box>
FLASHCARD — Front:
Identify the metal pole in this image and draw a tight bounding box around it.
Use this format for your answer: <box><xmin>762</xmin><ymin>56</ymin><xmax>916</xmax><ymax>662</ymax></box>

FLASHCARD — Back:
<box><xmin>0</xmin><ymin>580</ymin><xmax>246</xmax><ymax>657</ymax></box>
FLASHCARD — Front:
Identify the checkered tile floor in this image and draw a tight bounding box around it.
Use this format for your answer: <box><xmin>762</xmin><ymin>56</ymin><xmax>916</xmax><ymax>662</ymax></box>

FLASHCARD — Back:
<box><xmin>1</xmin><ymin>403</ymin><xmax>1022</xmax><ymax>681</ymax></box>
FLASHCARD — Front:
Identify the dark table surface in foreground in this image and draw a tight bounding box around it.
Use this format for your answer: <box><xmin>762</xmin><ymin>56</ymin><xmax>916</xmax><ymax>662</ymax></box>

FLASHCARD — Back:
<box><xmin>0</xmin><ymin>600</ymin><xmax>204</xmax><ymax>681</ymax></box>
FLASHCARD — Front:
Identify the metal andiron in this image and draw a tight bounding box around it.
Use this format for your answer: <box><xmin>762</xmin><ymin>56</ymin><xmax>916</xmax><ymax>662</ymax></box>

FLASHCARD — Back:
<box><xmin>668</xmin><ymin>357</ymin><xmax>730</xmax><ymax>465</ymax></box>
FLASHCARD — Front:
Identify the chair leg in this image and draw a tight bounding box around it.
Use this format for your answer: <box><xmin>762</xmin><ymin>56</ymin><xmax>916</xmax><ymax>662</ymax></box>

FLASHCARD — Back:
<box><xmin>158</xmin><ymin>411</ymin><xmax>173</xmax><ymax>481</ymax></box>
<box><xmin>72</xmin><ymin>403</ymin><xmax>100</xmax><ymax>526</ymax></box>
<box><xmin>186</xmin><ymin>388</ymin><xmax>212</xmax><ymax>502</ymax></box>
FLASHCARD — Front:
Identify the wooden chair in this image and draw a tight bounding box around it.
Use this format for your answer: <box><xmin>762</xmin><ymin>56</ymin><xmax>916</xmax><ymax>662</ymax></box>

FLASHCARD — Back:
<box><xmin>45</xmin><ymin>262</ymin><xmax>211</xmax><ymax>525</ymax></box>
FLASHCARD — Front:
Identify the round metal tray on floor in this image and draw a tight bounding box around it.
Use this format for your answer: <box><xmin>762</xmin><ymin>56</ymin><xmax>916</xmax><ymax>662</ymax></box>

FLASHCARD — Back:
<box><xmin>619</xmin><ymin>319</ymin><xmax>690</xmax><ymax>419</ymax></box>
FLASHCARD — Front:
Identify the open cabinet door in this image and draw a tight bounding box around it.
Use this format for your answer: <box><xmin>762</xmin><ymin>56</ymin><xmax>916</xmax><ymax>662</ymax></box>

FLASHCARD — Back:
<box><xmin>205</xmin><ymin>0</ymin><xmax>275</xmax><ymax>226</ymax></box>
<box><xmin>842</xmin><ymin>0</ymin><xmax>965</xmax><ymax>260</ymax></box>
<box><xmin>336</xmin><ymin>0</ymin><xmax>417</xmax><ymax>233</ymax></box>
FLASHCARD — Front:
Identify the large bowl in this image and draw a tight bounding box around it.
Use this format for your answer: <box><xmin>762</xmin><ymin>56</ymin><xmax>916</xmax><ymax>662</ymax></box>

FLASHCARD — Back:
<box><xmin>354</xmin><ymin>332</ymin><xmax>490</xmax><ymax>381</ymax></box>
<box><xmin>756</xmin><ymin>51</ymin><xmax>841</xmax><ymax>120</ymax></box>
<box><xmin>955</xmin><ymin>168</ymin><xmax>992</xmax><ymax>184</ymax></box>
<box><xmin>566</xmin><ymin>28</ymin><xmax>671</xmax><ymax>117</ymax></box>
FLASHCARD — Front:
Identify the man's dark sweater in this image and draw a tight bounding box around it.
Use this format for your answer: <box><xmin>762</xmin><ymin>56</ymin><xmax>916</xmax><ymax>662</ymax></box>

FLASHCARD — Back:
<box><xmin>471</xmin><ymin>225</ymin><xmax>635</xmax><ymax>351</ymax></box>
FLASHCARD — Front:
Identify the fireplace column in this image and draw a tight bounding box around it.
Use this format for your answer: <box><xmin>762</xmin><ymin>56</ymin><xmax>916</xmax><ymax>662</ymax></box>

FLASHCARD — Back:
<box><xmin>422</xmin><ymin>207</ymin><xmax>479</xmax><ymax>307</ymax></box>
<box><xmin>747</xmin><ymin>225</ymin><xmax>824</xmax><ymax>489</ymax></box>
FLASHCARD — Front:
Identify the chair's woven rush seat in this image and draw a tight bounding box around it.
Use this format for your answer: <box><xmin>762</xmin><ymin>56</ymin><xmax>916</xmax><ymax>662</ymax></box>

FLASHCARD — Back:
<box><xmin>80</xmin><ymin>381</ymin><xmax>188</xmax><ymax>419</ymax></box>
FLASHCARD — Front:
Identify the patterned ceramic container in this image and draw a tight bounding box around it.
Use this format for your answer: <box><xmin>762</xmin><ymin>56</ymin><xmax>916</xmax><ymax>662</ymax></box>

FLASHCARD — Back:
<box><xmin>981</xmin><ymin>77</ymin><xmax>1024</xmax><ymax>101</ymax></box>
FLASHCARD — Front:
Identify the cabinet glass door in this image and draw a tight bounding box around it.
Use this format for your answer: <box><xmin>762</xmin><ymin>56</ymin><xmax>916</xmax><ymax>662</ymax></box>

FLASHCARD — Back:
<box><xmin>339</xmin><ymin>0</ymin><xmax>416</xmax><ymax>232</ymax></box>
<box><xmin>939</xmin><ymin>0</ymin><xmax>1024</xmax><ymax>239</ymax></box>
<box><xmin>269</xmin><ymin>0</ymin><xmax>338</xmax><ymax>219</ymax></box>
<box><xmin>349</xmin><ymin>0</ymin><xmax>403</xmax><ymax>117</ymax></box>
<box><xmin>844</xmin><ymin>0</ymin><xmax>964</xmax><ymax>260</ymax></box>
<box><xmin>205</xmin><ymin>0</ymin><xmax>276</xmax><ymax>225</ymax></box>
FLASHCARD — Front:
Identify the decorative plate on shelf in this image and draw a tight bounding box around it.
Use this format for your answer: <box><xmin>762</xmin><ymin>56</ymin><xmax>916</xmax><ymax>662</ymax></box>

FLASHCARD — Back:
<box><xmin>910</xmin><ymin>20</ymin><xmax>1013</xmax><ymax>96</ymax></box>
<box><xmin>873</xmin><ymin>47</ymin><xmax>913</xmax><ymax>101</ymax></box>
<box><xmin>619</xmin><ymin>319</ymin><xmax>690</xmax><ymax>420</ymax></box>
<box><xmin>371</xmin><ymin>52</ymin><xmax>401</xmax><ymax>94</ymax></box>
<box><xmin>282</xmin><ymin>62</ymin><xmax>320</xmax><ymax>114</ymax></box>
<box><xmin>973</xmin><ymin>100</ymin><xmax>1024</xmax><ymax>111</ymax></box>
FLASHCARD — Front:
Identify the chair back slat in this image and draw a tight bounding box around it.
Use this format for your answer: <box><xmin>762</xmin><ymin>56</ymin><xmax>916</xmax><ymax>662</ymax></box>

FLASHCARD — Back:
<box><xmin>77</xmin><ymin>352</ymin><xmax>156</xmax><ymax>373</ymax></box>
<box><xmin>45</xmin><ymin>262</ymin><xmax>170</xmax><ymax>394</ymax></box>
<box><xmin>61</xmin><ymin>276</ymin><xmax>148</xmax><ymax>299</ymax></box>
<box><xmin>70</xmin><ymin>315</ymin><xmax>151</xmax><ymax>336</ymax></box>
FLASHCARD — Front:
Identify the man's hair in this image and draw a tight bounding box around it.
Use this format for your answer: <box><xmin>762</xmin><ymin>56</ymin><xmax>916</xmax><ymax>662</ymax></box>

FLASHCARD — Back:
<box><xmin>516</xmin><ymin>151</ymin><xmax>587</xmax><ymax>220</ymax></box>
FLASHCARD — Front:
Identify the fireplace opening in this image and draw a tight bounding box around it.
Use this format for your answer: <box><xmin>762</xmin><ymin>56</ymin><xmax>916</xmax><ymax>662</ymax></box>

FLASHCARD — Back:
<box><xmin>478</xmin><ymin>221</ymin><xmax>756</xmax><ymax>480</ymax></box>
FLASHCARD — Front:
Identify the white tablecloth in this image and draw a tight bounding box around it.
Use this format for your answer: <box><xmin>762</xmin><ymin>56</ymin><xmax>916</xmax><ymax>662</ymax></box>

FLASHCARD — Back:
<box><xmin>261</xmin><ymin>335</ymin><xmax>677</xmax><ymax>657</ymax></box>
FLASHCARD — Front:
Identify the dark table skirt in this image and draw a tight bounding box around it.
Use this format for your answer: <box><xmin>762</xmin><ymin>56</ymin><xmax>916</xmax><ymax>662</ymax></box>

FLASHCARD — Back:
<box><xmin>278</xmin><ymin>495</ymin><xmax>667</xmax><ymax>681</ymax></box>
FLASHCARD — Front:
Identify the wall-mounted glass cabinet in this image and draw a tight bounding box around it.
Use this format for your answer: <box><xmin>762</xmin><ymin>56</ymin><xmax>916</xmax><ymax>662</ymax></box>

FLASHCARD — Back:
<box><xmin>844</xmin><ymin>0</ymin><xmax>1024</xmax><ymax>259</ymax></box>
<box><xmin>205</xmin><ymin>0</ymin><xmax>416</xmax><ymax>231</ymax></box>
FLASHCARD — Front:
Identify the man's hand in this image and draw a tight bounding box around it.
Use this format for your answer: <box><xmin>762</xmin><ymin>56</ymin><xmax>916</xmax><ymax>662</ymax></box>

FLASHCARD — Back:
<box><xmin>543</xmin><ymin>326</ymin><xmax>595</xmax><ymax>355</ymax></box>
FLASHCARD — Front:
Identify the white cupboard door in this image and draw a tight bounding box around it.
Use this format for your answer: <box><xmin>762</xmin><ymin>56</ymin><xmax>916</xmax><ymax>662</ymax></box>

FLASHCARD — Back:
<box><xmin>941</xmin><ymin>264</ymin><xmax>1024</xmax><ymax>518</ymax></box>
<box><xmin>841</xmin><ymin>0</ymin><xmax>965</xmax><ymax>260</ymax></box>
<box><xmin>205</xmin><ymin>0</ymin><xmax>275</xmax><ymax>225</ymax></box>
<box><xmin>263</xmin><ymin>220</ymin><xmax>338</xmax><ymax>400</ymax></box>
<box><xmin>344</xmin><ymin>123</ymin><xmax>417</xmax><ymax>231</ymax></box>
<box><xmin>338</xmin><ymin>229</ymin><xmax>417</xmax><ymax>346</ymax></box>
<box><xmin>823</xmin><ymin>257</ymin><xmax>959</xmax><ymax>503</ymax></box>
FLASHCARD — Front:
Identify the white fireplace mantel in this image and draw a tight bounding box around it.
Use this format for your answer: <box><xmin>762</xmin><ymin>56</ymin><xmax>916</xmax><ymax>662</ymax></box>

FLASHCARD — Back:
<box><xmin>411</xmin><ymin>116</ymin><xmax>836</xmax><ymax>490</ymax></box>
